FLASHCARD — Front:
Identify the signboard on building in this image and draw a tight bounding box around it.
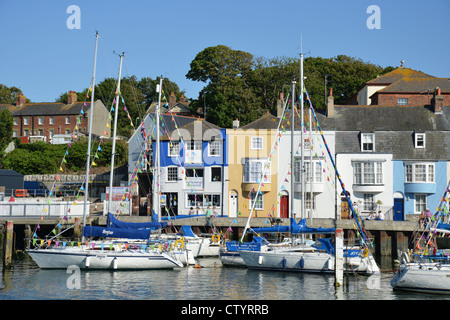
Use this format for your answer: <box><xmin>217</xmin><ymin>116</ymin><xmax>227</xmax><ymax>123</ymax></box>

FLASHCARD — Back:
<box><xmin>105</xmin><ymin>187</ymin><xmax>131</xmax><ymax>201</ymax></box>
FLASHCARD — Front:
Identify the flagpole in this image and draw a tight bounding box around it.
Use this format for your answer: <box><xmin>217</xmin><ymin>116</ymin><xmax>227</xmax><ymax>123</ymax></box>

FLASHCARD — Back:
<box><xmin>108</xmin><ymin>52</ymin><xmax>125</xmax><ymax>220</ymax></box>
<box><xmin>81</xmin><ymin>31</ymin><xmax>99</xmax><ymax>243</ymax></box>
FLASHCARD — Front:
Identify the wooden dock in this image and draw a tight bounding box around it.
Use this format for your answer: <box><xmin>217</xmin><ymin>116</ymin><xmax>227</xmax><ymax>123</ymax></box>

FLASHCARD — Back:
<box><xmin>1</xmin><ymin>215</ymin><xmax>419</xmax><ymax>259</ymax></box>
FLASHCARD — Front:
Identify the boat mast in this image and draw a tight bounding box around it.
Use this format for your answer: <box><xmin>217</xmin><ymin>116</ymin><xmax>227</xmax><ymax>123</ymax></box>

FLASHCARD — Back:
<box><xmin>290</xmin><ymin>80</ymin><xmax>296</xmax><ymax>222</ymax></box>
<box><xmin>107</xmin><ymin>52</ymin><xmax>124</xmax><ymax>219</ymax></box>
<box><xmin>81</xmin><ymin>31</ymin><xmax>99</xmax><ymax>243</ymax></box>
<box><xmin>154</xmin><ymin>76</ymin><xmax>163</xmax><ymax>223</ymax></box>
<box><xmin>300</xmin><ymin>51</ymin><xmax>305</xmax><ymax>221</ymax></box>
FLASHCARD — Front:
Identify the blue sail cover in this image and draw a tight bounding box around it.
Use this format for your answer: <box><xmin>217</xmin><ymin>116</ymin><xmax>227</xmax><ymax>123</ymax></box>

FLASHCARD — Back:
<box><xmin>108</xmin><ymin>213</ymin><xmax>167</xmax><ymax>229</ymax></box>
<box><xmin>178</xmin><ymin>225</ymin><xmax>196</xmax><ymax>238</ymax></box>
<box><xmin>251</xmin><ymin>218</ymin><xmax>335</xmax><ymax>235</ymax></box>
<box><xmin>226</xmin><ymin>236</ymin><xmax>266</xmax><ymax>252</ymax></box>
<box><xmin>437</xmin><ymin>222</ymin><xmax>450</xmax><ymax>231</ymax></box>
<box><xmin>83</xmin><ymin>226</ymin><xmax>152</xmax><ymax>240</ymax></box>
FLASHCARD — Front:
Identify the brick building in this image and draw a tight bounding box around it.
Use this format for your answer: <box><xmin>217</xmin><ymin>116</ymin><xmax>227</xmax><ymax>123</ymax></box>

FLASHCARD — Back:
<box><xmin>2</xmin><ymin>91</ymin><xmax>111</xmax><ymax>142</ymax></box>
<box><xmin>353</xmin><ymin>65</ymin><xmax>450</xmax><ymax>108</ymax></box>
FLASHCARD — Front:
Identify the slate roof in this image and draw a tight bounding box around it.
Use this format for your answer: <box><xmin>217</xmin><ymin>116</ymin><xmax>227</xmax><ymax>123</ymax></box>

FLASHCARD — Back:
<box><xmin>366</xmin><ymin>67</ymin><xmax>435</xmax><ymax>85</ymax></box>
<box><xmin>4</xmin><ymin>101</ymin><xmax>97</xmax><ymax>116</ymax></box>
<box><xmin>377</xmin><ymin>77</ymin><xmax>450</xmax><ymax>93</ymax></box>
<box><xmin>160</xmin><ymin>118</ymin><xmax>222</xmax><ymax>141</ymax></box>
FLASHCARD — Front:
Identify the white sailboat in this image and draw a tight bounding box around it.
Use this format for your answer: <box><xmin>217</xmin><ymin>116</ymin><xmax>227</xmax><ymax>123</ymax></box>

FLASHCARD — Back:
<box><xmin>391</xmin><ymin>181</ymin><xmax>450</xmax><ymax>293</ymax></box>
<box><xmin>238</xmin><ymin>52</ymin><xmax>379</xmax><ymax>275</ymax></box>
<box><xmin>27</xmin><ymin>32</ymin><xmax>183</xmax><ymax>270</ymax></box>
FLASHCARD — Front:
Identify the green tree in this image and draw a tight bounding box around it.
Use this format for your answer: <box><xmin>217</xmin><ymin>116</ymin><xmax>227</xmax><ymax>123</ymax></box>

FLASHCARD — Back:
<box><xmin>186</xmin><ymin>45</ymin><xmax>258</xmax><ymax>127</ymax></box>
<box><xmin>0</xmin><ymin>84</ymin><xmax>29</xmax><ymax>104</ymax></box>
<box><xmin>0</xmin><ymin>109</ymin><xmax>13</xmax><ymax>153</ymax></box>
<box><xmin>56</xmin><ymin>76</ymin><xmax>185</xmax><ymax>137</ymax></box>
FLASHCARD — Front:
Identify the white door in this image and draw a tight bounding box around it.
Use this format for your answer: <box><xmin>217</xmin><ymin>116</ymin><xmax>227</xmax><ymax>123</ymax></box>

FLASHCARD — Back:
<box><xmin>229</xmin><ymin>192</ymin><xmax>238</xmax><ymax>217</ymax></box>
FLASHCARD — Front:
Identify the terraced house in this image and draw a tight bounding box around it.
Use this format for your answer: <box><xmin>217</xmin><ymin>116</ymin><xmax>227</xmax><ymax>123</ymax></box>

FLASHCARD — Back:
<box><xmin>1</xmin><ymin>91</ymin><xmax>110</xmax><ymax>143</ymax></box>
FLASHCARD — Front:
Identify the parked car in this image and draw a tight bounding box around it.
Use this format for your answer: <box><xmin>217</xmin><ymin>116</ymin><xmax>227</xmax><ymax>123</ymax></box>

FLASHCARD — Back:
<box><xmin>24</xmin><ymin>181</ymin><xmax>50</xmax><ymax>197</ymax></box>
<box><xmin>56</xmin><ymin>182</ymin><xmax>85</xmax><ymax>197</ymax></box>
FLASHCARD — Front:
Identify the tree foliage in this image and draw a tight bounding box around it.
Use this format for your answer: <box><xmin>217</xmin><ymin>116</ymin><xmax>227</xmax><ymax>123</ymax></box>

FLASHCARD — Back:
<box><xmin>186</xmin><ymin>46</ymin><xmax>395</xmax><ymax>127</ymax></box>
<box><xmin>56</xmin><ymin>76</ymin><xmax>185</xmax><ymax>137</ymax></box>
<box><xmin>0</xmin><ymin>84</ymin><xmax>30</xmax><ymax>104</ymax></box>
<box><xmin>0</xmin><ymin>109</ymin><xmax>13</xmax><ymax>154</ymax></box>
<box><xmin>0</xmin><ymin>139</ymin><xmax>127</xmax><ymax>175</ymax></box>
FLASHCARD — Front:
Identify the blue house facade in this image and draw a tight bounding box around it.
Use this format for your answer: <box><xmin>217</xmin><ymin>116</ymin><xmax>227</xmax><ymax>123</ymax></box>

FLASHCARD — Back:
<box><xmin>152</xmin><ymin>120</ymin><xmax>229</xmax><ymax>216</ymax></box>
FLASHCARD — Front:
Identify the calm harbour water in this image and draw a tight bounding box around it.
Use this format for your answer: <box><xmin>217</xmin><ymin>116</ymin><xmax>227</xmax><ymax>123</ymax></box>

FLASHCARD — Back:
<box><xmin>0</xmin><ymin>253</ymin><xmax>448</xmax><ymax>301</ymax></box>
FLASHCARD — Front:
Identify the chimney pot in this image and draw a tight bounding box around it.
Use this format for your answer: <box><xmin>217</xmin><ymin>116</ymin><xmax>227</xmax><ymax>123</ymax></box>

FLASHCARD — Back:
<box><xmin>233</xmin><ymin>118</ymin><xmax>240</xmax><ymax>129</ymax></box>
<box><xmin>16</xmin><ymin>93</ymin><xmax>27</xmax><ymax>106</ymax></box>
<box><xmin>169</xmin><ymin>92</ymin><xmax>176</xmax><ymax>108</ymax></box>
<box><xmin>67</xmin><ymin>91</ymin><xmax>77</xmax><ymax>104</ymax></box>
<box><xmin>432</xmin><ymin>87</ymin><xmax>443</xmax><ymax>113</ymax></box>
<box><xmin>327</xmin><ymin>87</ymin><xmax>335</xmax><ymax>118</ymax></box>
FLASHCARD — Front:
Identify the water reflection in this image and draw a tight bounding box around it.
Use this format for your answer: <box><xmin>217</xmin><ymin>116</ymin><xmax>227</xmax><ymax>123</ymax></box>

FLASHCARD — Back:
<box><xmin>0</xmin><ymin>255</ymin><xmax>449</xmax><ymax>300</ymax></box>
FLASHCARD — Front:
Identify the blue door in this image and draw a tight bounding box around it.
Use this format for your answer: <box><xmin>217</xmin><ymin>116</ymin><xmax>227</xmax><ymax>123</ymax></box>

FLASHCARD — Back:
<box><xmin>393</xmin><ymin>198</ymin><xmax>404</xmax><ymax>221</ymax></box>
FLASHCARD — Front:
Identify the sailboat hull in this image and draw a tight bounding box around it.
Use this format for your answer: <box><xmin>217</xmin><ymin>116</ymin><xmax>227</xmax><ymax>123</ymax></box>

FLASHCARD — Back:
<box><xmin>239</xmin><ymin>250</ymin><xmax>379</xmax><ymax>275</ymax></box>
<box><xmin>27</xmin><ymin>248</ymin><xmax>183</xmax><ymax>269</ymax></box>
<box><xmin>391</xmin><ymin>263</ymin><xmax>450</xmax><ymax>294</ymax></box>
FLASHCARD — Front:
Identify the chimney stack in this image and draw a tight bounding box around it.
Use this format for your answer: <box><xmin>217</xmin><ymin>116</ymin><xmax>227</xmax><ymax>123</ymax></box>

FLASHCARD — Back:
<box><xmin>326</xmin><ymin>88</ymin><xmax>335</xmax><ymax>117</ymax></box>
<box><xmin>16</xmin><ymin>93</ymin><xmax>27</xmax><ymax>106</ymax></box>
<box><xmin>233</xmin><ymin>118</ymin><xmax>240</xmax><ymax>129</ymax></box>
<box><xmin>169</xmin><ymin>92</ymin><xmax>176</xmax><ymax>107</ymax></box>
<box><xmin>431</xmin><ymin>87</ymin><xmax>443</xmax><ymax>113</ymax></box>
<box><xmin>180</xmin><ymin>94</ymin><xmax>185</xmax><ymax>103</ymax></box>
<box><xmin>276</xmin><ymin>92</ymin><xmax>284</xmax><ymax>117</ymax></box>
<box><xmin>67</xmin><ymin>91</ymin><xmax>77</xmax><ymax>104</ymax></box>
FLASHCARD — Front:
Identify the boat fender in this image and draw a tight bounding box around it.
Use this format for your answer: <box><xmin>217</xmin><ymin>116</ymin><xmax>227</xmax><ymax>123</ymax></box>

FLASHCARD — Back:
<box><xmin>282</xmin><ymin>258</ymin><xmax>287</xmax><ymax>269</ymax></box>
<box><xmin>175</xmin><ymin>238</ymin><xmax>185</xmax><ymax>250</ymax></box>
<box><xmin>300</xmin><ymin>257</ymin><xmax>305</xmax><ymax>269</ymax></box>
<box><xmin>212</xmin><ymin>234</ymin><xmax>220</xmax><ymax>243</ymax></box>
<box><xmin>258</xmin><ymin>254</ymin><xmax>263</xmax><ymax>265</ymax></box>
<box><xmin>363</xmin><ymin>248</ymin><xmax>369</xmax><ymax>258</ymax></box>
<box><xmin>113</xmin><ymin>258</ymin><xmax>118</xmax><ymax>270</ymax></box>
<box><xmin>400</xmin><ymin>251</ymin><xmax>410</xmax><ymax>264</ymax></box>
<box><xmin>85</xmin><ymin>256</ymin><xmax>90</xmax><ymax>268</ymax></box>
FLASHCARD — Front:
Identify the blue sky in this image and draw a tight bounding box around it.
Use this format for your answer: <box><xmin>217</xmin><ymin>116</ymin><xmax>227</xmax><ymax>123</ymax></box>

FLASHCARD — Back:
<box><xmin>1</xmin><ymin>0</ymin><xmax>449</xmax><ymax>103</ymax></box>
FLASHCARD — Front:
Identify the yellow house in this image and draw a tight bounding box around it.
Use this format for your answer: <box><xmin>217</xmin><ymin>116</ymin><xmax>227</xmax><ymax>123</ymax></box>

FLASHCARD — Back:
<box><xmin>226</xmin><ymin>113</ymin><xmax>279</xmax><ymax>218</ymax></box>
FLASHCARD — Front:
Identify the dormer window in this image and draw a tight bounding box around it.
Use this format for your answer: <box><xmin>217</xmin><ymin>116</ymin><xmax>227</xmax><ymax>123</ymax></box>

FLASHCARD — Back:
<box><xmin>415</xmin><ymin>133</ymin><xmax>425</xmax><ymax>148</ymax></box>
<box><xmin>361</xmin><ymin>133</ymin><xmax>374</xmax><ymax>152</ymax></box>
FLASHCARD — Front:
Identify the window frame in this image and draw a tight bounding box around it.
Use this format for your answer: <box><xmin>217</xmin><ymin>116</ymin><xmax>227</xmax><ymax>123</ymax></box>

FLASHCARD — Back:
<box><xmin>405</xmin><ymin>163</ymin><xmax>435</xmax><ymax>183</ymax></box>
<box><xmin>361</xmin><ymin>133</ymin><xmax>375</xmax><ymax>152</ymax></box>
<box><xmin>166</xmin><ymin>166</ymin><xmax>178</xmax><ymax>182</ymax></box>
<box><xmin>415</xmin><ymin>133</ymin><xmax>426</xmax><ymax>149</ymax></box>
<box><xmin>415</xmin><ymin>194</ymin><xmax>427</xmax><ymax>214</ymax></box>
<box><xmin>210</xmin><ymin>166</ymin><xmax>222</xmax><ymax>182</ymax></box>
<box><xmin>249</xmin><ymin>191</ymin><xmax>264</xmax><ymax>210</ymax></box>
<box><xmin>208</xmin><ymin>140</ymin><xmax>220</xmax><ymax>157</ymax></box>
<box><xmin>251</xmin><ymin>137</ymin><xmax>263</xmax><ymax>150</ymax></box>
<box><xmin>243</xmin><ymin>159</ymin><xmax>270</xmax><ymax>183</ymax></box>
<box><xmin>353</xmin><ymin>161</ymin><xmax>383</xmax><ymax>185</ymax></box>
<box><xmin>168</xmin><ymin>141</ymin><xmax>180</xmax><ymax>157</ymax></box>
<box><xmin>398</xmin><ymin>98</ymin><xmax>408</xmax><ymax>106</ymax></box>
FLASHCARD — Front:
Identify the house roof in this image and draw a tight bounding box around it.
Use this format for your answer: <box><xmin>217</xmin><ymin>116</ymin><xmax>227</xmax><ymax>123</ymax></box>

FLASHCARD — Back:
<box><xmin>366</xmin><ymin>67</ymin><xmax>435</xmax><ymax>85</ymax></box>
<box><xmin>321</xmin><ymin>105</ymin><xmax>450</xmax><ymax>132</ymax></box>
<box><xmin>243</xmin><ymin>104</ymin><xmax>450</xmax><ymax>133</ymax></box>
<box><xmin>241</xmin><ymin>112</ymin><xmax>280</xmax><ymax>129</ymax></box>
<box><xmin>160</xmin><ymin>118</ymin><xmax>222</xmax><ymax>141</ymax></box>
<box><xmin>376</xmin><ymin>77</ymin><xmax>450</xmax><ymax>93</ymax></box>
<box><xmin>6</xmin><ymin>101</ymin><xmax>100</xmax><ymax>116</ymax></box>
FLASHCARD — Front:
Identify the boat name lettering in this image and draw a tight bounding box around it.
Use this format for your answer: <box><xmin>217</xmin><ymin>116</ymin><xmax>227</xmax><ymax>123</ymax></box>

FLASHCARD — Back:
<box><xmin>101</xmin><ymin>230</ymin><xmax>114</xmax><ymax>236</ymax></box>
